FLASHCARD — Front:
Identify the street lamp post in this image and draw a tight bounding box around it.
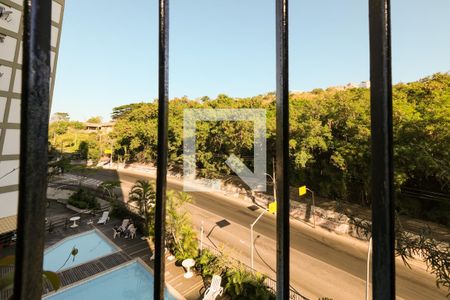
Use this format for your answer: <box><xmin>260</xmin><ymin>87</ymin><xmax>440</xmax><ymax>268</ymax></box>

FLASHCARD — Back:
<box><xmin>366</xmin><ymin>237</ymin><xmax>373</xmax><ymax>300</ymax></box>
<box><xmin>264</xmin><ymin>172</ymin><xmax>276</xmax><ymax>202</ymax></box>
<box><xmin>249</xmin><ymin>172</ymin><xmax>277</xmax><ymax>270</ymax></box>
<box><xmin>305</xmin><ymin>187</ymin><xmax>316</xmax><ymax>228</ymax></box>
<box><xmin>250</xmin><ymin>208</ymin><xmax>268</xmax><ymax>269</ymax></box>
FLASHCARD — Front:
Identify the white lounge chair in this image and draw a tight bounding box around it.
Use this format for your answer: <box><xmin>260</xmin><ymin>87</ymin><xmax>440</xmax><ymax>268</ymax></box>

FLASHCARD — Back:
<box><xmin>97</xmin><ymin>211</ymin><xmax>109</xmax><ymax>224</ymax></box>
<box><xmin>203</xmin><ymin>275</ymin><xmax>223</xmax><ymax>300</ymax></box>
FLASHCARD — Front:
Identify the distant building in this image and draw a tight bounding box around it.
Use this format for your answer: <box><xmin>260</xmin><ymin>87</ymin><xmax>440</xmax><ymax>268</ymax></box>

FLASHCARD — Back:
<box><xmin>359</xmin><ymin>81</ymin><xmax>371</xmax><ymax>88</ymax></box>
<box><xmin>345</xmin><ymin>82</ymin><xmax>359</xmax><ymax>89</ymax></box>
<box><xmin>330</xmin><ymin>80</ymin><xmax>371</xmax><ymax>91</ymax></box>
<box><xmin>0</xmin><ymin>0</ymin><xmax>65</xmax><ymax>234</ymax></box>
<box><xmin>84</xmin><ymin>122</ymin><xmax>115</xmax><ymax>133</ymax></box>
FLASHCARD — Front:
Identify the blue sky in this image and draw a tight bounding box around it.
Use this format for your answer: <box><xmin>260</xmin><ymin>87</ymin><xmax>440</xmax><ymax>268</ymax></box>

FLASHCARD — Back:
<box><xmin>52</xmin><ymin>0</ymin><xmax>450</xmax><ymax>121</ymax></box>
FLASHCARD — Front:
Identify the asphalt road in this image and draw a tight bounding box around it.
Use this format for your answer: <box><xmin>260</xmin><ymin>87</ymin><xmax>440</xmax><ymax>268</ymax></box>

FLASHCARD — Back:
<box><xmin>66</xmin><ymin>168</ymin><xmax>448</xmax><ymax>299</ymax></box>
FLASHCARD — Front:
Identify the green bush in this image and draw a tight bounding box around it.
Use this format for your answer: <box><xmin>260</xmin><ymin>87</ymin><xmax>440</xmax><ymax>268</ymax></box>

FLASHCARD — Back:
<box><xmin>172</xmin><ymin>223</ymin><xmax>198</xmax><ymax>262</ymax></box>
<box><xmin>68</xmin><ymin>200</ymin><xmax>87</xmax><ymax>209</ymax></box>
<box><xmin>68</xmin><ymin>188</ymin><xmax>99</xmax><ymax>210</ymax></box>
<box><xmin>195</xmin><ymin>250</ymin><xmax>275</xmax><ymax>300</ymax></box>
<box><xmin>195</xmin><ymin>249</ymin><xmax>227</xmax><ymax>278</ymax></box>
<box><xmin>224</xmin><ymin>267</ymin><xmax>275</xmax><ymax>300</ymax></box>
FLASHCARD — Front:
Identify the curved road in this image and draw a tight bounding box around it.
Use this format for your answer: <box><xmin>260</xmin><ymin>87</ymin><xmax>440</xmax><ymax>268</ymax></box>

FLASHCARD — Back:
<box><xmin>64</xmin><ymin>168</ymin><xmax>448</xmax><ymax>299</ymax></box>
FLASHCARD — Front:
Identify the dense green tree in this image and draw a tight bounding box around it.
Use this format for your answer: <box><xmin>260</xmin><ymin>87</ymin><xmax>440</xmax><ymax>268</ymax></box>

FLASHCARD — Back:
<box><xmin>111</xmin><ymin>103</ymin><xmax>146</xmax><ymax>120</ymax></box>
<box><xmin>86</xmin><ymin>116</ymin><xmax>102</xmax><ymax>124</ymax></box>
<box><xmin>51</xmin><ymin>112</ymin><xmax>70</xmax><ymax>122</ymax></box>
<box><xmin>110</xmin><ymin>74</ymin><xmax>450</xmax><ymax>220</ymax></box>
<box><xmin>59</xmin><ymin>72</ymin><xmax>449</xmax><ymax>225</ymax></box>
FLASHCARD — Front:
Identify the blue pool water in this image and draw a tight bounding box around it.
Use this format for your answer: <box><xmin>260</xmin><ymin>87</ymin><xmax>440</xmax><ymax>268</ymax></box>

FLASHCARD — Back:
<box><xmin>44</xmin><ymin>230</ymin><xmax>117</xmax><ymax>272</ymax></box>
<box><xmin>44</xmin><ymin>261</ymin><xmax>178</xmax><ymax>300</ymax></box>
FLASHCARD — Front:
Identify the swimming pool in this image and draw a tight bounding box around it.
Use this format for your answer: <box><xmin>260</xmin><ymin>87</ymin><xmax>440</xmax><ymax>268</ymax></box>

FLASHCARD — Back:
<box><xmin>43</xmin><ymin>260</ymin><xmax>181</xmax><ymax>300</ymax></box>
<box><xmin>44</xmin><ymin>230</ymin><xmax>118</xmax><ymax>272</ymax></box>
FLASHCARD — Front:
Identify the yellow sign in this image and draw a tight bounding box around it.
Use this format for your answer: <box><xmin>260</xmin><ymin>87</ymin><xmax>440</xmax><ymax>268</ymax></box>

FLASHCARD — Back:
<box><xmin>269</xmin><ymin>201</ymin><xmax>277</xmax><ymax>214</ymax></box>
<box><xmin>104</xmin><ymin>149</ymin><xmax>112</xmax><ymax>154</ymax></box>
<box><xmin>299</xmin><ymin>186</ymin><xmax>307</xmax><ymax>196</ymax></box>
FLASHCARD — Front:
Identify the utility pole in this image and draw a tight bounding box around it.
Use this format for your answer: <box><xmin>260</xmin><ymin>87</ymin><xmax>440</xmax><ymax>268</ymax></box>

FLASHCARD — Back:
<box><xmin>299</xmin><ymin>186</ymin><xmax>316</xmax><ymax>228</ymax></box>
<box><xmin>306</xmin><ymin>187</ymin><xmax>316</xmax><ymax>228</ymax></box>
<box><xmin>272</xmin><ymin>157</ymin><xmax>276</xmax><ymax>201</ymax></box>
<box><xmin>265</xmin><ymin>172</ymin><xmax>276</xmax><ymax>202</ymax></box>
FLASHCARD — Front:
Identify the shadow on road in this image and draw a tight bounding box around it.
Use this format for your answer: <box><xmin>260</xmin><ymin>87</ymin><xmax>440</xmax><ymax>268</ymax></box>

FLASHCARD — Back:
<box><xmin>254</xmin><ymin>234</ymin><xmax>276</xmax><ymax>274</ymax></box>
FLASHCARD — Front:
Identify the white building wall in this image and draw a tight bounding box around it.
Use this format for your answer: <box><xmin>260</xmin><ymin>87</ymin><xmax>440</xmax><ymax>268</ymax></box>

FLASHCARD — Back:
<box><xmin>0</xmin><ymin>191</ymin><xmax>19</xmax><ymax>218</ymax></box>
<box><xmin>0</xmin><ymin>0</ymin><xmax>65</xmax><ymax>222</ymax></box>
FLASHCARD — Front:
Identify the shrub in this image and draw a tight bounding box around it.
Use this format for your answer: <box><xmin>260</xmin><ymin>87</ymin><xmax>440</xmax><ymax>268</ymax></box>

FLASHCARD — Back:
<box><xmin>195</xmin><ymin>249</ymin><xmax>227</xmax><ymax>278</ymax></box>
<box><xmin>224</xmin><ymin>267</ymin><xmax>275</xmax><ymax>300</ymax></box>
<box><xmin>166</xmin><ymin>191</ymin><xmax>198</xmax><ymax>261</ymax></box>
<box><xmin>171</xmin><ymin>222</ymin><xmax>198</xmax><ymax>261</ymax></box>
<box><xmin>68</xmin><ymin>188</ymin><xmax>99</xmax><ymax>210</ymax></box>
<box><xmin>195</xmin><ymin>249</ymin><xmax>275</xmax><ymax>300</ymax></box>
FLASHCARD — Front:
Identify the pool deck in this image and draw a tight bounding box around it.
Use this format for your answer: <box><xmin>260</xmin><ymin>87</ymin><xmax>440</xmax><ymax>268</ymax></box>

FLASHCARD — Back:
<box><xmin>42</xmin><ymin>215</ymin><xmax>211</xmax><ymax>300</ymax></box>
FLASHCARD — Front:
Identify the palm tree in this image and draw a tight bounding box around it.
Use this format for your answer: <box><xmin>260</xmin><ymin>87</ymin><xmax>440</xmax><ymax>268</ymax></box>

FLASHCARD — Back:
<box><xmin>166</xmin><ymin>191</ymin><xmax>192</xmax><ymax>243</ymax></box>
<box><xmin>166</xmin><ymin>191</ymin><xmax>197</xmax><ymax>259</ymax></box>
<box><xmin>98</xmin><ymin>180</ymin><xmax>121</xmax><ymax>201</ymax></box>
<box><xmin>128</xmin><ymin>180</ymin><xmax>156</xmax><ymax>235</ymax></box>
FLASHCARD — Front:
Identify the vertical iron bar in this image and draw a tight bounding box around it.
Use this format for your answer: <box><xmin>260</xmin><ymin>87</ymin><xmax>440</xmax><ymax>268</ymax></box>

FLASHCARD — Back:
<box><xmin>154</xmin><ymin>0</ymin><xmax>169</xmax><ymax>299</ymax></box>
<box><xmin>368</xmin><ymin>0</ymin><xmax>395</xmax><ymax>299</ymax></box>
<box><xmin>275</xmin><ymin>0</ymin><xmax>289</xmax><ymax>298</ymax></box>
<box><xmin>13</xmin><ymin>0</ymin><xmax>52</xmax><ymax>299</ymax></box>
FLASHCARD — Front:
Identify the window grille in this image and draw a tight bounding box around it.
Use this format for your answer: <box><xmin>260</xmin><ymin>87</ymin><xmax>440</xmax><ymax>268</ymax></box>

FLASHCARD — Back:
<box><xmin>14</xmin><ymin>0</ymin><xmax>395</xmax><ymax>299</ymax></box>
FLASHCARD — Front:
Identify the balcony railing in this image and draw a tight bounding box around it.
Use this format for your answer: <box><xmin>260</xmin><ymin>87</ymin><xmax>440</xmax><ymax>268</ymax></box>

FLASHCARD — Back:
<box><xmin>14</xmin><ymin>0</ymin><xmax>395</xmax><ymax>299</ymax></box>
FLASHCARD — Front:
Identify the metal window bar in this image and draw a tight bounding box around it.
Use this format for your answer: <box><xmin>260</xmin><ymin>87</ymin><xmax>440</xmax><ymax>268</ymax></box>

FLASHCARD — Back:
<box><xmin>368</xmin><ymin>0</ymin><xmax>395</xmax><ymax>299</ymax></box>
<box><xmin>154</xmin><ymin>0</ymin><xmax>169</xmax><ymax>299</ymax></box>
<box><xmin>11</xmin><ymin>0</ymin><xmax>397</xmax><ymax>299</ymax></box>
<box><xmin>13</xmin><ymin>0</ymin><xmax>52</xmax><ymax>299</ymax></box>
<box><xmin>275</xmin><ymin>0</ymin><xmax>290</xmax><ymax>299</ymax></box>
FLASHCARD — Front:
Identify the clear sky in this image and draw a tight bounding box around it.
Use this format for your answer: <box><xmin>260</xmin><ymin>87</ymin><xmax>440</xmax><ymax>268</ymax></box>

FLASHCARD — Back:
<box><xmin>52</xmin><ymin>0</ymin><xmax>450</xmax><ymax>121</ymax></box>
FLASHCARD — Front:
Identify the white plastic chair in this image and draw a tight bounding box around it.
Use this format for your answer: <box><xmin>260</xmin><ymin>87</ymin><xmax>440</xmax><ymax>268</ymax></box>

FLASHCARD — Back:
<box><xmin>129</xmin><ymin>227</ymin><xmax>137</xmax><ymax>239</ymax></box>
<box><xmin>119</xmin><ymin>219</ymin><xmax>129</xmax><ymax>231</ymax></box>
<box><xmin>203</xmin><ymin>275</ymin><xmax>223</xmax><ymax>300</ymax></box>
<box><xmin>112</xmin><ymin>228</ymin><xmax>120</xmax><ymax>239</ymax></box>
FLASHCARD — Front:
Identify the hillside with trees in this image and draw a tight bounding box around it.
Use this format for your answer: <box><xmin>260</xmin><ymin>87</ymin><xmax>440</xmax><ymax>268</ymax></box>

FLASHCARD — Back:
<box><xmin>49</xmin><ymin>115</ymin><xmax>112</xmax><ymax>162</ymax></box>
<box><xmin>51</xmin><ymin>73</ymin><xmax>450</xmax><ymax>225</ymax></box>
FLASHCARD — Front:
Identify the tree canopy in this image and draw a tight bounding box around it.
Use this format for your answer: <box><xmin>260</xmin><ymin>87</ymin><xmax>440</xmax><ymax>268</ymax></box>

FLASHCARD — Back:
<box><xmin>86</xmin><ymin>116</ymin><xmax>102</xmax><ymax>124</ymax></box>
<box><xmin>54</xmin><ymin>73</ymin><xmax>450</xmax><ymax>225</ymax></box>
